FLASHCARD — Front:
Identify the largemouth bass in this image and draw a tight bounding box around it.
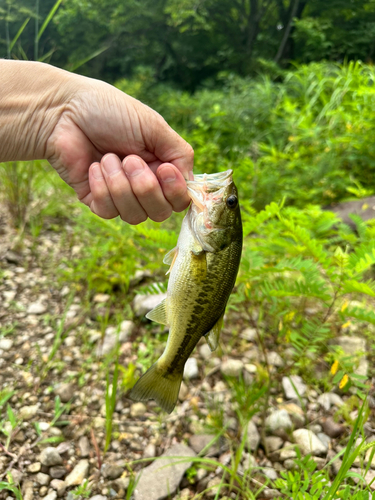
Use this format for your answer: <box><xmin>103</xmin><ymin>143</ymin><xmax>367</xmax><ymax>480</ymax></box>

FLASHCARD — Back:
<box><xmin>130</xmin><ymin>170</ymin><xmax>242</xmax><ymax>413</ymax></box>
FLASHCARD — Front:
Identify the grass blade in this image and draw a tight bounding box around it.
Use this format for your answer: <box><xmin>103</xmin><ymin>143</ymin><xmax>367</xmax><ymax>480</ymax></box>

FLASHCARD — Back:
<box><xmin>10</xmin><ymin>17</ymin><xmax>30</xmax><ymax>52</ymax></box>
<box><xmin>37</xmin><ymin>0</ymin><xmax>63</xmax><ymax>41</ymax></box>
<box><xmin>67</xmin><ymin>45</ymin><xmax>110</xmax><ymax>72</ymax></box>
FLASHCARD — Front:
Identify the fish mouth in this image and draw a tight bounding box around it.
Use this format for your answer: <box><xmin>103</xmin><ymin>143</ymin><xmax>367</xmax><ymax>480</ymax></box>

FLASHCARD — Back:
<box><xmin>186</xmin><ymin>169</ymin><xmax>233</xmax><ymax>192</ymax></box>
<box><xmin>186</xmin><ymin>170</ymin><xmax>233</xmax><ymax>211</ymax></box>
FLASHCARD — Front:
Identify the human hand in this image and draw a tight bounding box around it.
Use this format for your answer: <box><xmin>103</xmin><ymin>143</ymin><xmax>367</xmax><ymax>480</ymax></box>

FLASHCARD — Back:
<box><xmin>46</xmin><ymin>76</ymin><xmax>194</xmax><ymax>224</ymax></box>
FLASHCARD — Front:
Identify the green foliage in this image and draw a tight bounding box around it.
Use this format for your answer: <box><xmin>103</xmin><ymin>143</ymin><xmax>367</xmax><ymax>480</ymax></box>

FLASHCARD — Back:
<box><xmin>105</xmin><ymin>353</ymin><xmax>119</xmax><ymax>452</ymax></box>
<box><xmin>117</xmin><ymin>61</ymin><xmax>375</xmax><ymax>209</ymax></box>
<box><xmin>231</xmin><ymin>200</ymin><xmax>375</xmax><ymax>393</ymax></box>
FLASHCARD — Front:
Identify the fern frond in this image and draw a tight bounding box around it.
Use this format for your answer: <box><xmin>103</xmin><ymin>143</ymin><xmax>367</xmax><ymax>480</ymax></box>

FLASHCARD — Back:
<box><xmin>341</xmin><ymin>279</ymin><xmax>375</xmax><ymax>297</ymax></box>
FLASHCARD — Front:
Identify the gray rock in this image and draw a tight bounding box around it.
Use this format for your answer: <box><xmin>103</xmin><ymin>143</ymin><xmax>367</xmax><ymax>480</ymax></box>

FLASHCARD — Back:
<box><xmin>133</xmin><ymin>293</ymin><xmax>167</xmax><ymax>317</ymax></box>
<box><xmin>89</xmin><ymin>496</ymin><xmax>108</xmax><ymax>500</ymax></box>
<box><xmin>178</xmin><ymin>381</ymin><xmax>189</xmax><ymax>401</ymax></box>
<box><xmin>40</xmin><ymin>447</ymin><xmax>62</xmax><ymax>466</ymax></box>
<box><xmin>133</xmin><ymin>443</ymin><xmax>195</xmax><ymax>500</ymax></box>
<box><xmin>8</xmin><ymin>468</ymin><xmax>22</xmax><ymax>485</ymax></box>
<box><xmin>101</xmin><ymin>463</ymin><xmax>123</xmax><ymax>480</ymax></box>
<box><xmin>143</xmin><ymin>443</ymin><xmax>156</xmax><ymax>459</ymax></box>
<box><xmin>119</xmin><ymin>320</ymin><xmax>135</xmax><ymax>342</ymax></box>
<box><xmin>27</xmin><ymin>462</ymin><xmax>41</xmax><ymax>473</ymax></box>
<box><xmin>189</xmin><ymin>434</ymin><xmax>219</xmax><ymax>456</ymax></box>
<box><xmin>317</xmin><ymin>433</ymin><xmax>331</xmax><ymax>450</ymax></box>
<box><xmin>265</xmin><ymin>409</ymin><xmax>292</xmax><ymax>433</ymax></box>
<box><xmin>64</xmin><ymin>459</ymin><xmax>89</xmax><ymax>487</ymax></box>
<box><xmin>334</xmin><ymin>336</ymin><xmax>366</xmax><ymax>355</ymax></box>
<box><xmin>199</xmin><ymin>343</ymin><xmax>212</xmax><ymax>360</ymax></box>
<box><xmin>317</xmin><ymin>393</ymin><xmax>332</xmax><ymax>411</ymax></box>
<box><xmin>293</xmin><ymin>429</ymin><xmax>327</xmax><ymax>456</ymax></box>
<box><xmin>221</xmin><ymin>359</ymin><xmax>244</xmax><ymax>377</ymax></box>
<box><xmin>350</xmin><ymin>468</ymin><xmax>375</xmax><ymax>490</ymax></box>
<box><xmin>322</xmin><ymin>418</ymin><xmax>345</xmax><ymax>438</ymax></box>
<box><xmin>282</xmin><ymin>375</ymin><xmax>307</xmax><ymax>399</ymax></box>
<box><xmin>284</xmin><ymin>459</ymin><xmax>298</xmax><ymax>470</ymax></box>
<box><xmin>93</xmin><ymin>293</ymin><xmax>110</xmax><ymax>303</ymax></box>
<box><xmin>19</xmin><ymin>404</ymin><xmax>38</xmax><ymax>421</ymax></box>
<box><xmin>44</xmin><ymin>492</ymin><xmax>57</xmax><ymax>500</ymax></box>
<box><xmin>22</xmin><ymin>479</ymin><xmax>34</xmax><ymax>500</ymax></box>
<box><xmin>267</xmin><ymin>351</ymin><xmax>284</xmax><ymax>367</ymax></box>
<box><xmin>246</xmin><ymin>420</ymin><xmax>260</xmax><ymax>451</ymax></box>
<box><xmin>49</xmin><ymin>466</ymin><xmax>66</xmax><ymax>479</ymax></box>
<box><xmin>55</xmin><ymin>383</ymin><xmax>75</xmax><ymax>403</ymax></box>
<box><xmin>27</xmin><ymin>302</ymin><xmax>47</xmax><ymax>315</ymax></box>
<box><xmin>265</xmin><ymin>436</ymin><xmax>283</xmax><ymax>453</ymax></box>
<box><xmin>312</xmin><ymin>457</ymin><xmax>327</xmax><ymax>470</ymax></box>
<box><xmin>279</xmin><ymin>443</ymin><xmax>297</xmax><ymax>460</ymax></box>
<box><xmin>206</xmin><ymin>477</ymin><xmax>222</xmax><ymax>498</ymax></box>
<box><xmin>240</xmin><ymin>328</ymin><xmax>257</xmax><ymax>341</ymax></box>
<box><xmin>36</xmin><ymin>473</ymin><xmax>50</xmax><ymax>486</ymax></box>
<box><xmin>183</xmin><ymin>358</ymin><xmax>199</xmax><ymax>379</ymax></box>
<box><xmin>50</xmin><ymin>479</ymin><xmax>66</xmax><ymax>496</ymax></box>
<box><xmin>130</xmin><ymin>402</ymin><xmax>147</xmax><ymax>418</ymax></box>
<box><xmin>79</xmin><ymin>436</ymin><xmax>90</xmax><ymax>457</ymax></box>
<box><xmin>262</xmin><ymin>489</ymin><xmax>282</xmax><ymax>499</ymax></box>
<box><xmin>96</xmin><ymin>329</ymin><xmax>117</xmax><ymax>356</ymax></box>
<box><xmin>0</xmin><ymin>338</ymin><xmax>13</xmax><ymax>350</ymax></box>
<box><xmin>263</xmin><ymin>467</ymin><xmax>278</xmax><ymax>480</ymax></box>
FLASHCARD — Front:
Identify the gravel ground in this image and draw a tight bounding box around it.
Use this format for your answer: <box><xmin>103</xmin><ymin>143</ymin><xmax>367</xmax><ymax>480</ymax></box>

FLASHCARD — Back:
<box><xmin>1</xmin><ymin>203</ymin><xmax>374</xmax><ymax>500</ymax></box>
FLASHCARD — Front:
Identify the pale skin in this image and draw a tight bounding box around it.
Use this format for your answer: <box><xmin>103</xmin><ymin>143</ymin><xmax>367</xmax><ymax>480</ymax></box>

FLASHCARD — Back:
<box><xmin>0</xmin><ymin>60</ymin><xmax>194</xmax><ymax>224</ymax></box>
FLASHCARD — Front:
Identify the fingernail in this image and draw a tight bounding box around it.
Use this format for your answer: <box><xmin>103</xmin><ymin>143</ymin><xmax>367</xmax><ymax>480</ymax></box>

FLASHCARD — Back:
<box><xmin>159</xmin><ymin>166</ymin><xmax>176</xmax><ymax>183</ymax></box>
<box><xmin>102</xmin><ymin>155</ymin><xmax>121</xmax><ymax>176</ymax></box>
<box><xmin>123</xmin><ymin>157</ymin><xmax>145</xmax><ymax>177</ymax></box>
<box><xmin>92</xmin><ymin>165</ymin><xmax>103</xmax><ymax>180</ymax></box>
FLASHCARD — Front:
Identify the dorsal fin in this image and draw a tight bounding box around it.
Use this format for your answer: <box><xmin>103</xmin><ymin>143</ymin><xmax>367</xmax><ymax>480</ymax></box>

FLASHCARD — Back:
<box><xmin>145</xmin><ymin>298</ymin><xmax>168</xmax><ymax>325</ymax></box>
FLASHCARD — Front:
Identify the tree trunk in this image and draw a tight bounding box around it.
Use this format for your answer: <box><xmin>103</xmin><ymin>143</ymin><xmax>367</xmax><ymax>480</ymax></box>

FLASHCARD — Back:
<box><xmin>274</xmin><ymin>0</ymin><xmax>299</xmax><ymax>63</ymax></box>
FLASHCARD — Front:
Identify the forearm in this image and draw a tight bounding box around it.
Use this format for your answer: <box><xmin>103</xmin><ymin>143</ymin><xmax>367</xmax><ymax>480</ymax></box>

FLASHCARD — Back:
<box><xmin>0</xmin><ymin>60</ymin><xmax>78</xmax><ymax>162</ymax></box>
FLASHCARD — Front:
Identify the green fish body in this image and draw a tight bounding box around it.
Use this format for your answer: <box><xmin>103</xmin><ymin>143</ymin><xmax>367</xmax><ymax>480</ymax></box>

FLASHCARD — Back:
<box><xmin>130</xmin><ymin>170</ymin><xmax>243</xmax><ymax>413</ymax></box>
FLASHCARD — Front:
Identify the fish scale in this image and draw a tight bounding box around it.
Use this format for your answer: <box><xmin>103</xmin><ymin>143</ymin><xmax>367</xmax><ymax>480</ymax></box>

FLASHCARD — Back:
<box><xmin>130</xmin><ymin>170</ymin><xmax>243</xmax><ymax>413</ymax></box>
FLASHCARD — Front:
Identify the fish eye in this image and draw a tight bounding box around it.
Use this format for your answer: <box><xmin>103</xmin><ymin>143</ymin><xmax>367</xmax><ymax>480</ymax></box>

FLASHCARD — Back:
<box><xmin>226</xmin><ymin>195</ymin><xmax>238</xmax><ymax>209</ymax></box>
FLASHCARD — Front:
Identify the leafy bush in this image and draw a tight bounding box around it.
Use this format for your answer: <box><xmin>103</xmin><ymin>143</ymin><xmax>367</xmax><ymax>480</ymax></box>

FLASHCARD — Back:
<box><xmin>117</xmin><ymin>61</ymin><xmax>375</xmax><ymax>208</ymax></box>
<box><xmin>234</xmin><ymin>199</ymin><xmax>375</xmax><ymax>394</ymax></box>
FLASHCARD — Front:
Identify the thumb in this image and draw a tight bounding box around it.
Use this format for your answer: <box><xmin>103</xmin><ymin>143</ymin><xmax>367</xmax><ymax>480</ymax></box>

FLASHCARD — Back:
<box><xmin>137</xmin><ymin>103</ymin><xmax>194</xmax><ymax>180</ymax></box>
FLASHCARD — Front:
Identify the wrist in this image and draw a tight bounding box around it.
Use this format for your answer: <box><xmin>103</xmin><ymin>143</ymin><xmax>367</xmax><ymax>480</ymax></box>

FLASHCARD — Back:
<box><xmin>0</xmin><ymin>60</ymin><xmax>80</xmax><ymax>162</ymax></box>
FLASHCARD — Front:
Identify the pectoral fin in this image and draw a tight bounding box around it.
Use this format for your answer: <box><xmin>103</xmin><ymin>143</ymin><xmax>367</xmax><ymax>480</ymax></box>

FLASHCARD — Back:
<box><xmin>204</xmin><ymin>311</ymin><xmax>224</xmax><ymax>351</ymax></box>
<box><xmin>146</xmin><ymin>298</ymin><xmax>168</xmax><ymax>325</ymax></box>
<box><xmin>163</xmin><ymin>247</ymin><xmax>179</xmax><ymax>275</ymax></box>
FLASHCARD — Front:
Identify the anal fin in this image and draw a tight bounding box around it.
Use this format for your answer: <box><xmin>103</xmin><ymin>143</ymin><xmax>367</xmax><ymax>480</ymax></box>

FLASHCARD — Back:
<box><xmin>145</xmin><ymin>298</ymin><xmax>168</xmax><ymax>325</ymax></box>
<box><xmin>204</xmin><ymin>311</ymin><xmax>224</xmax><ymax>351</ymax></box>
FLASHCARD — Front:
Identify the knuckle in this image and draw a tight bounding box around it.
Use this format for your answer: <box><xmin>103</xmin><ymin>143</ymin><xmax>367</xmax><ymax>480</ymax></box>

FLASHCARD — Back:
<box><xmin>150</xmin><ymin>208</ymin><xmax>172</xmax><ymax>223</ymax></box>
<box><xmin>125</xmin><ymin>213</ymin><xmax>148</xmax><ymax>225</ymax></box>
<box><xmin>139</xmin><ymin>180</ymin><xmax>158</xmax><ymax>197</ymax></box>
<box><xmin>185</xmin><ymin>143</ymin><xmax>194</xmax><ymax>161</ymax></box>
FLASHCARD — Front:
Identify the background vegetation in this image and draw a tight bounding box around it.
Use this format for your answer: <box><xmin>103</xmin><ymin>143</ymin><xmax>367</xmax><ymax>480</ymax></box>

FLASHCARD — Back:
<box><xmin>1</xmin><ymin>0</ymin><xmax>375</xmax><ymax>498</ymax></box>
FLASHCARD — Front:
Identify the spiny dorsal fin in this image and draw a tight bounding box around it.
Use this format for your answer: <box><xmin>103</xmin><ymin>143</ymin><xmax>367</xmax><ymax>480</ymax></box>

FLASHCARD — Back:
<box><xmin>145</xmin><ymin>298</ymin><xmax>168</xmax><ymax>325</ymax></box>
<box><xmin>204</xmin><ymin>310</ymin><xmax>225</xmax><ymax>351</ymax></box>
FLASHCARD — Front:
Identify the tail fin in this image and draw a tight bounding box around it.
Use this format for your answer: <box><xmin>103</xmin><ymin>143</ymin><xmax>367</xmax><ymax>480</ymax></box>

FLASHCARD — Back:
<box><xmin>129</xmin><ymin>362</ymin><xmax>183</xmax><ymax>414</ymax></box>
